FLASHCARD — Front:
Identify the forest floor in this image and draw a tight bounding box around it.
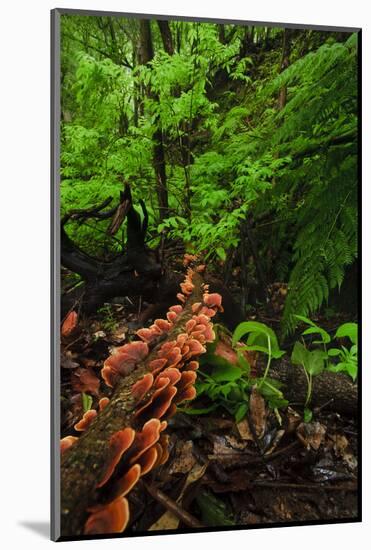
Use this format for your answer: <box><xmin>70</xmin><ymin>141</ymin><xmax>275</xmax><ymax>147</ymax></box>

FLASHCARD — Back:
<box><xmin>60</xmin><ymin>283</ymin><xmax>358</xmax><ymax>532</ymax></box>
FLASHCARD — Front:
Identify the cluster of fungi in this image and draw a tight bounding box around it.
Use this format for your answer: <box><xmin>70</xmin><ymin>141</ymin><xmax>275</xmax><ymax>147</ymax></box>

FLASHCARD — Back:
<box><xmin>60</xmin><ymin>258</ymin><xmax>223</xmax><ymax>537</ymax></box>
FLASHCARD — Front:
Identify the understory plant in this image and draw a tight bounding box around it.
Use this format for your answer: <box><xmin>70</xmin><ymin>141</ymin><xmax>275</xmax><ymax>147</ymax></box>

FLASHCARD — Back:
<box><xmin>181</xmin><ymin>316</ymin><xmax>357</xmax><ymax>424</ymax></box>
<box><xmin>180</xmin><ymin>322</ymin><xmax>287</xmax><ymax>422</ymax></box>
<box><xmin>291</xmin><ymin>316</ymin><xmax>358</xmax><ymax>421</ymax></box>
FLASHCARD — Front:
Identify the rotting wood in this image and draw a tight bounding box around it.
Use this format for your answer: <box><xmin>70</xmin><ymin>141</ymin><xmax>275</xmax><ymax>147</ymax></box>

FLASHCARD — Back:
<box><xmin>61</xmin><ymin>271</ymin><xmax>210</xmax><ymax>536</ymax></box>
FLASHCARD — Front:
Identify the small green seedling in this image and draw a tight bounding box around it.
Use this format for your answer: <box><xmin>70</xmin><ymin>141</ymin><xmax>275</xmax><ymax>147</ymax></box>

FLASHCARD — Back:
<box><xmin>327</xmin><ymin>322</ymin><xmax>358</xmax><ymax>381</ymax></box>
<box><xmin>232</xmin><ymin>321</ymin><xmax>287</xmax><ymax>410</ymax></box>
<box><xmin>291</xmin><ymin>341</ymin><xmax>326</xmax><ymax>415</ymax></box>
<box><xmin>232</xmin><ymin>321</ymin><xmax>285</xmax><ymax>381</ymax></box>
<box><xmin>191</xmin><ymin>357</ymin><xmax>251</xmax><ymax>422</ymax></box>
<box><xmin>294</xmin><ymin>314</ymin><xmax>331</xmax><ymax>358</ymax></box>
<box><xmin>180</xmin><ymin>321</ymin><xmax>288</xmax><ymax>421</ymax></box>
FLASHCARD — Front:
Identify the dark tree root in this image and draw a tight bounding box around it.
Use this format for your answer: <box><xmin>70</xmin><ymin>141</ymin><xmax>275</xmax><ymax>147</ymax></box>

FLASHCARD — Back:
<box><xmin>61</xmin><ymin>184</ymin><xmax>162</xmax><ymax>317</ymax></box>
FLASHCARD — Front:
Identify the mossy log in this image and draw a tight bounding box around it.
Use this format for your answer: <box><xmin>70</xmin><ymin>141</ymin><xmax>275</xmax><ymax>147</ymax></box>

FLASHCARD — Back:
<box><xmin>60</xmin><ymin>272</ymin><xmax>206</xmax><ymax>537</ymax></box>
<box><xmin>257</xmin><ymin>359</ymin><xmax>358</xmax><ymax>417</ymax></box>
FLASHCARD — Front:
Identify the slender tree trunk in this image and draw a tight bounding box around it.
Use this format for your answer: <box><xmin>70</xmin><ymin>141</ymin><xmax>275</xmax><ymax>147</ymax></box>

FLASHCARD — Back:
<box><xmin>249</xmin><ymin>26</ymin><xmax>255</xmax><ymax>44</ymax></box>
<box><xmin>153</xmin><ymin>130</ymin><xmax>169</xmax><ymax>220</ymax></box>
<box><xmin>278</xmin><ymin>28</ymin><xmax>292</xmax><ymax>110</ymax></box>
<box><xmin>218</xmin><ymin>24</ymin><xmax>226</xmax><ymax>44</ymax></box>
<box><xmin>139</xmin><ymin>20</ymin><xmax>169</xmax><ymax>221</ymax></box>
<box><xmin>157</xmin><ymin>20</ymin><xmax>192</xmax><ymax>216</ymax></box>
<box><xmin>264</xmin><ymin>27</ymin><xmax>271</xmax><ymax>50</ymax></box>
<box><xmin>157</xmin><ymin>20</ymin><xmax>174</xmax><ymax>55</ymax></box>
<box><xmin>139</xmin><ymin>19</ymin><xmax>154</xmax><ymax>63</ymax></box>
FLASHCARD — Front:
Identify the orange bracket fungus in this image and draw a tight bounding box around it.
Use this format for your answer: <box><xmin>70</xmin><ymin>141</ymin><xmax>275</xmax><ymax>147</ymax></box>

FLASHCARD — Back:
<box><xmin>60</xmin><ymin>266</ymin><xmax>222</xmax><ymax>537</ymax></box>
<box><xmin>61</xmin><ymin>310</ymin><xmax>78</xmax><ymax>338</ymax></box>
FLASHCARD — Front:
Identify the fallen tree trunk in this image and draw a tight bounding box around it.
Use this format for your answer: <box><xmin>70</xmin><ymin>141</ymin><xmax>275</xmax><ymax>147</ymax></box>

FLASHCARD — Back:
<box><xmin>257</xmin><ymin>359</ymin><xmax>358</xmax><ymax>416</ymax></box>
<box><xmin>60</xmin><ymin>269</ymin><xmax>221</xmax><ymax>537</ymax></box>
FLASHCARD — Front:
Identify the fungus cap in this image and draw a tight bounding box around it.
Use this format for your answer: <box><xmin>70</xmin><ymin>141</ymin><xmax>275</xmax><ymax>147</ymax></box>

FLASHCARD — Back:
<box><xmin>84</xmin><ymin>497</ymin><xmax>129</xmax><ymax>535</ymax></box>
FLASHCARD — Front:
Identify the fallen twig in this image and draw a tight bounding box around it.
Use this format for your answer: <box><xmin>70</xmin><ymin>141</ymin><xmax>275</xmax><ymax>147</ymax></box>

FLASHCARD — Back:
<box><xmin>248</xmin><ymin>480</ymin><xmax>357</xmax><ymax>492</ymax></box>
<box><xmin>207</xmin><ymin>441</ymin><xmax>301</xmax><ymax>465</ymax></box>
<box><xmin>141</xmin><ymin>481</ymin><xmax>205</xmax><ymax>529</ymax></box>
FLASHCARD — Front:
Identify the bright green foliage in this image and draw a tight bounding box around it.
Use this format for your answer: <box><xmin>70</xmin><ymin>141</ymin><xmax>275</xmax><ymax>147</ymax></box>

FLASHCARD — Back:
<box><xmin>183</xmin><ymin>315</ymin><xmax>357</xmax><ymax>422</ymax></box>
<box><xmin>192</xmin><ymin>336</ymin><xmax>252</xmax><ymax>421</ymax></box>
<box><xmin>295</xmin><ymin>317</ymin><xmax>358</xmax><ymax>380</ymax></box>
<box><xmin>189</xmin><ymin>359</ymin><xmax>287</xmax><ymax>420</ymax></box>
<box><xmin>60</xmin><ymin>16</ymin><xmax>358</xmax><ymax>329</ymax></box>
<box><xmin>291</xmin><ymin>342</ymin><xmax>326</xmax><ymax>376</ymax></box>
<box><xmin>273</xmin><ymin>36</ymin><xmax>358</xmax><ymax>332</ymax></box>
<box><xmin>291</xmin><ymin>339</ymin><xmax>326</xmax><ymax>411</ymax></box>
<box><xmin>327</xmin><ymin>321</ymin><xmax>358</xmax><ymax>380</ymax></box>
<box><xmin>327</xmin><ymin>345</ymin><xmax>357</xmax><ymax>381</ymax></box>
<box><xmin>233</xmin><ymin>321</ymin><xmax>285</xmax><ymax>398</ymax></box>
<box><xmin>335</xmin><ymin>322</ymin><xmax>357</xmax><ymax>344</ymax></box>
<box><xmin>233</xmin><ymin>320</ymin><xmax>285</xmax><ymax>359</ymax></box>
<box><xmin>291</xmin><ymin>317</ymin><xmax>358</xmax><ymax>414</ymax></box>
<box><xmin>180</xmin><ymin>321</ymin><xmax>288</xmax><ymax>420</ymax></box>
<box><xmin>294</xmin><ymin>314</ymin><xmax>331</xmax><ymax>346</ymax></box>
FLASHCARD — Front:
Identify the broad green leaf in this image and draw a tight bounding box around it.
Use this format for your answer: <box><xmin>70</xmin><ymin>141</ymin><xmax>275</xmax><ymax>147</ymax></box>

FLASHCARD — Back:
<box><xmin>301</xmin><ymin>325</ymin><xmax>331</xmax><ymax>344</ymax></box>
<box><xmin>350</xmin><ymin>344</ymin><xmax>358</xmax><ymax>356</ymax></box>
<box><xmin>211</xmin><ymin>363</ymin><xmax>243</xmax><ymax>382</ymax></box>
<box><xmin>305</xmin><ymin>350</ymin><xmax>325</xmax><ymax>376</ymax></box>
<box><xmin>228</xmin><ymin>385</ymin><xmax>243</xmax><ymax>401</ymax></box>
<box><xmin>335</xmin><ymin>322</ymin><xmax>358</xmax><ymax>344</ymax></box>
<box><xmin>327</xmin><ymin>347</ymin><xmax>342</xmax><ymax>357</ymax></box>
<box><xmin>238</xmin><ymin>344</ymin><xmax>269</xmax><ymax>354</ymax></box>
<box><xmin>294</xmin><ymin>315</ymin><xmax>331</xmax><ymax>343</ymax></box>
<box><xmin>262</xmin><ymin>377</ymin><xmax>284</xmax><ymax>390</ymax></box>
<box><xmin>238</xmin><ymin>343</ymin><xmax>285</xmax><ymax>359</ymax></box>
<box><xmin>259</xmin><ymin>379</ymin><xmax>284</xmax><ymax>398</ymax></box>
<box><xmin>232</xmin><ymin>321</ymin><xmax>272</xmax><ymax>344</ymax></box>
<box><xmin>208</xmin><ymin>384</ymin><xmax>224</xmax><ymax>400</ymax></box>
<box><xmin>328</xmin><ymin>362</ymin><xmax>357</xmax><ymax>381</ymax></box>
<box><xmin>235</xmin><ymin>402</ymin><xmax>248</xmax><ymax>422</ymax></box>
<box><xmin>271</xmin><ymin>349</ymin><xmax>285</xmax><ymax>359</ymax></box>
<box><xmin>199</xmin><ymin>353</ymin><xmax>233</xmax><ymax>370</ymax></box>
<box><xmin>233</xmin><ymin>321</ymin><xmax>284</xmax><ymax>358</ymax></box>
<box><xmin>342</xmin><ymin>362</ymin><xmax>357</xmax><ymax>381</ymax></box>
<box><xmin>292</xmin><ymin>343</ymin><xmax>324</xmax><ymax>375</ymax></box>
<box><xmin>220</xmin><ymin>383</ymin><xmax>234</xmax><ymax>399</ymax></box>
<box><xmin>258</xmin><ymin>381</ymin><xmax>288</xmax><ymax>409</ymax></box>
<box><xmin>195</xmin><ymin>381</ymin><xmax>210</xmax><ymax>395</ymax></box>
<box><xmin>291</xmin><ymin>341</ymin><xmax>309</xmax><ymax>366</ymax></box>
<box><xmin>265</xmin><ymin>396</ymin><xmax>289</xmax><ymax>409</ymax></box>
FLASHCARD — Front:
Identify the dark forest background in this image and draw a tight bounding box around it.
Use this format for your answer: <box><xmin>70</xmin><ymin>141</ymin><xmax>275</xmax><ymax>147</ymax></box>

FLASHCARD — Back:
<box><xmin>60</xmin><ymin>16</ymin><xmax>358</xmax><ymax>335</ymax></box>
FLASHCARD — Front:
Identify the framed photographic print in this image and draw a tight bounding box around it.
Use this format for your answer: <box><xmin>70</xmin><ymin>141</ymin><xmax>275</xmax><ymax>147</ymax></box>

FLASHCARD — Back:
<box><xmin>51</xmin><ymin>8</ymin><xmax>361</xmax><ymax>542</ymax></box>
